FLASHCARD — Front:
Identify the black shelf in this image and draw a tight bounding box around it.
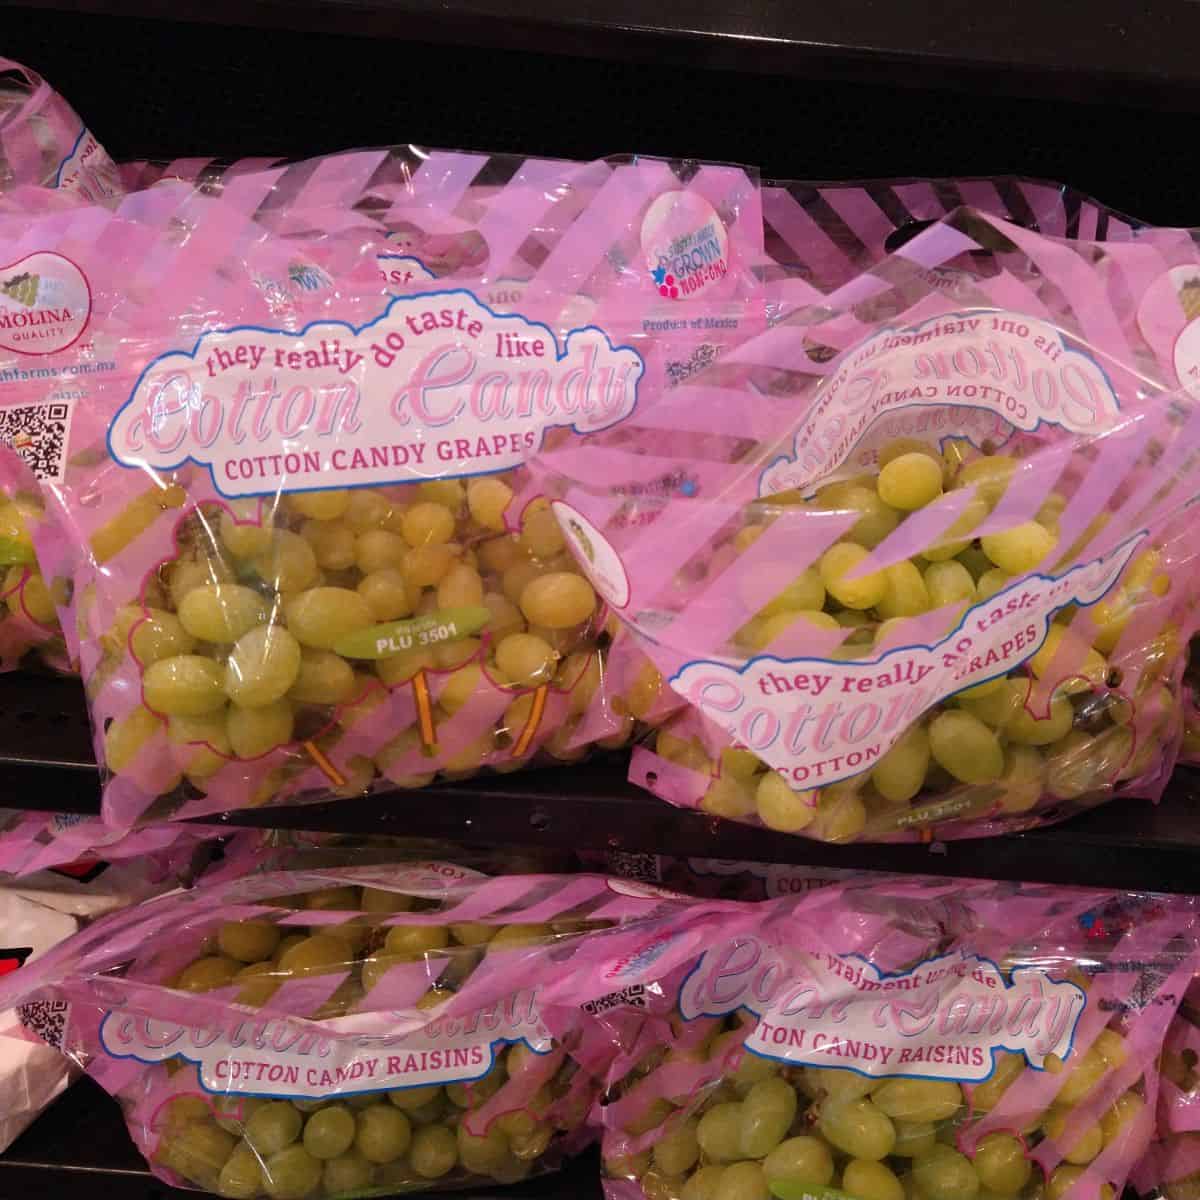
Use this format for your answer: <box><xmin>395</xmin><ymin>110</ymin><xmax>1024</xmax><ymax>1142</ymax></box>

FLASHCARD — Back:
<box><xmin>5</xmin><ymin>0</ymin><xmax>1200</xmax><ymax>115</ymax></box>
<box><xmin>4</xmin><ymin>672</ymin><xmax>1200</xmax><ymax>894</ymax></box>
<box><xmin>1</xmin><ymin>1077</ymin><xmax>601</xmax><ymax>1200</ymax></box>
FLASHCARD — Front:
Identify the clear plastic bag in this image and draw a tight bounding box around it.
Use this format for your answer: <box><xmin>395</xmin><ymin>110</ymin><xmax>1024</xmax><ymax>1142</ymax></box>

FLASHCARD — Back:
<box><xmin>0</xmin><ymin>863</ymin><xmax>730</xmax><ymax>1197</ymax></box>
<box><xmin>582</xmin><ymin>879</ymin><xmax>1197</xmax><ymax>1200</ymax></box>
<box><xmin>532</xmin><ymin>206</ymin><xmax>1200</xmax><ymax>841</ymax></box>
<box><xmin>0</xmin><ymin>151</ymin><xmax>768</xmax><ymax>825</ymax></box>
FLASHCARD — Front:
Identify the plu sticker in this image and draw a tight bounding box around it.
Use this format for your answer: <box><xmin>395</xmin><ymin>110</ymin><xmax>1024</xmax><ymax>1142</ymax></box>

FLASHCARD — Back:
<box><xmin>333</xmin><ymin>606</ymin><xmax>491</xmax><ymax>659</ymax></box>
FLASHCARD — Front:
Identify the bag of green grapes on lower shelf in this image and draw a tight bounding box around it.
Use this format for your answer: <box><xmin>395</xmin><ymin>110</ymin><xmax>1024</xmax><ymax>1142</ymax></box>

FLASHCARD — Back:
<box><xmin>0</xmin><ymin>862</ymin><xmax>734</xmax><ymax>1198</ymax></box>
<box><xmin>579</xmin><ymin>877</ymin><xmax>1200</xmax><ymax>1200</ymax></box>
<box><xmin>531</xmin><ymin>206</ymin><xmax>1200</xmax><ymax>842</ymax></box>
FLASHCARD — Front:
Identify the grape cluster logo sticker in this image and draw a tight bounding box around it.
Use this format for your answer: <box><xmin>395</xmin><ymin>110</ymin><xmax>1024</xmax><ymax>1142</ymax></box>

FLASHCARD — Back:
<box><xmin>0</xmin><ymin>252</ymin><xmax>91</xmax><ymax>356</ymax></box>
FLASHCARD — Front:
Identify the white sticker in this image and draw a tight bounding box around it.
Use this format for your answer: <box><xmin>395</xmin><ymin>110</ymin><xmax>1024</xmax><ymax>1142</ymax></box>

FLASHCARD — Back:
<box><xmin>553</xmin><ymin>500</ymin><xmax>630</xmax><ymax>608</ymax></box>
<box><xmin>641</xmin><ymin>192</ymin><xmax>730</xmax><ymax>301</ymax></box>
<box><xmin>760</xmin><ymin>309</ymin><xmax>1121</xmax><ymax>498</ymax></box>
<box><xmin>0</xmin><ymin>252</ymin><xmax>91</xmax><ymax>356</ymax></box>
<box><xmin>671</xmin><ymin>535</ymin><xmax>1140</xmax><ymax>791</ymax></box>
<box><xmin>107</xmin><ymin>289</ymin><xmax>644</xmax><ymax>496</ymax></box>
<box><xmin>99</xmin><ymin>993</ymin><xmax>552</xmax><ymax>1099</ymax></box>
<box><xmin>680</xmin><ymin>937</ymin><xmax>1086</xmax><ymax>1081</ymax></box>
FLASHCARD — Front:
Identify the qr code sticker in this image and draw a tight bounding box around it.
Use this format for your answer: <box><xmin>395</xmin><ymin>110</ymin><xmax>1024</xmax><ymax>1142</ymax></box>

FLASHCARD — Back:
<box><xmin>18</xmin><ymin>999</ymin><xmax>70</xmax><ymax>1050</ymax></box>
<box><xmin>606</xmin><ymin>852</ymin><xmax>662</xmax><ymax>884</ymax></box>
<box><xmin>582</xmin><ymin>984</ymin><xmax>646</xmax><ymax>1015</ymax></box>
<box><xmin>0</xmin><ymin>400</ymin><xmax>72</xmax><ymax>482</ymax></box>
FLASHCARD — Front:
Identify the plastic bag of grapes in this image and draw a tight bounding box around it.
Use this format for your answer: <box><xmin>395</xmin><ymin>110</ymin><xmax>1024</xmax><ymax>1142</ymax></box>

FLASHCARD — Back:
<box><xmin>583</xmin><ymin>877</ymin><xmax>1198</xmax><ymax>1200</ymax></box>
<box><xmin>0</xmin><ymin>56</ymin><xmax>120</xmax><ymax>201</ymax></box>
<box><xmin>1159</xmin><ymin>981</ymin><xmax>1200</xmax><ymax>1136</ymax></box>
<box><xmin>530</xmin><ymin>205</ymin><xmax>1200</xmax><ymax>842</ymax></box>
<box><xmin>0</xmin><ymin>153</ymin><xmax>770</xmax><ymax>827</ymax></box>
<box><xmin>0</xmin><ymin>863</ymin><xmax>735</xmax><ymax>1198</ymax></box>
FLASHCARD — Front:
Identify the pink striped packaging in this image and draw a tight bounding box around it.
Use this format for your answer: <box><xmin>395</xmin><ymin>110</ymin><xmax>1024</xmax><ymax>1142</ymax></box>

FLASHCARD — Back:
<box><xmin>583</xmin><ymin>878</ymin><xmax>1198</xmax><ymax>1200</ymax></box>
<box><xmin>0</xmin><ymin>153</ymin><xmax>766</xmax><ymax>825</ymax></box>
<box><xmin>0</xmin><ymin>864</ymin><xmax>735</xmax><ymax>1197</ymax></box>
<box><xmin>0</xmin><ymin>58</ymin><xmax>119</xmax><ymax>202</ymax></box>
<box><xmin>530</xmin><ymin>205</ymin><xmax>1200</xmax><ymax>842</ymax></box>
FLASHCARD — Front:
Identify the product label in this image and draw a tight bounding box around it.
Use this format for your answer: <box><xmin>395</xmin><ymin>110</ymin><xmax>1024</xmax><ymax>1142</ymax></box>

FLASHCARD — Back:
<box><xmin>52</xmin><ymin>127</ymin><xmax>122</xmax><ymax>203</ymax></box>
<box><xmin>680</xmin><ymin>937</ymin><xmax>1086</xmax><ymax>1081</ymax></box>
<box><xmin>0</xmin><ymin>252</ymin><xmax>91</xmax><ymax>356</ymax></box>
<box><xmin>759</xmin><ymin>309</ymin><xmax>1120</xmax><ymax>497</ymax></box>
<box><xmin>99</xmin><ymin>989</ymin><xmax>552</xmax><ymax>1099</ymax></box>
<box><xmin>553</xmin><ymin>500</ymin><xmax>630</xmax><ymax>608</ymax></box>
<box><xmin>378</xmin><ymin>254</ymin><xmax>436</xmax><ymax>291</ymax></box>
<box><xmin>333</xmin><ymin>605</ymin><xmax>490</xmax><ymax>659</ymax></box>
<box><xmin>642</xmin><ymin>192</ymin><xmax>730</xmax><ymax>301</ymax></box>
<box><xmin>671</xmin><ymin>535</ymin><xmax>1140</xmax><ymax>791</ymax></box>
<box><xmin>107</xmin><ymin>289</ymin><xmax>643</xmax><ymax>496</ymax></box>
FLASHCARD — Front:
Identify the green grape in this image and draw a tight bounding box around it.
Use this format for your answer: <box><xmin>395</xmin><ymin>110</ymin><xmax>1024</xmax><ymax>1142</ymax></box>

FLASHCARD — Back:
<box><xmin>276</xmin><ymin>934</ymin><xmax>349</xmax><ymax>978</ymax></box>
<box><xmin>285</xmin><ymin>588</ymin><xmax>373</xmax><ymax>651</ymax></box>
<box><xmin>214</xmin><ymin>1096</ymin><xmax>268</xmax><ymax>1136</ymax></box>
<box><xmin>383</xmin><ymin>925</ymin><xmax>449</xmax><ymax>958</ymax></box>
<box><xmin>157</xmin><ymin>1120</ymin><xmax>237</xmax><ymax>1188</ymax></box>
<box><xmin>958</xmin><ymin>678</ymin><xmax>1026</xmax><ymax>729</ymax></box>
<box><xmin>354</xmin><ymin>1104</ymin><xmax>412</xmax><ymax>1163</ymax></box>
<box><xmin>105</xmin><ymin>705</ymin><xmax>162</xmax><ymax>772</ymax></box>
<box><xmin>252</xmin><ymin>530</ymin><xmax>319</xmax><ymax>593</ymax></box>
<box><xmin>1006</xmin><ymin>689</ymin><xmax>1074</xmax><ymax>746</ymax></box>
<box><xmin>354</xmin><ymin>529</ymin><xmax>408</xmax><ymax>574</ymax></box>
<box><xmin>1029</xmin><ymin>626</ymin><xmax>1108</xmax><ymax>693</ymax></box>
<box><xmin>739</xmin><ymin>1076</ymin><xmax>798</xmax><ymax>1158</ymax></box>
<box><xmin>226</xmin><ymin>625</ymin><xmax>302</xmax><ymax>708</ymax></box>
<box><xmin>519</xmin><ymin>572</ymin><xmax>596</xmax><ymax>628</ymax></box>
<box><xmin>360</xmin><ymin>887</ymin><xmax>412</xmax><ymax>914</ymax></box>
<box><xmin>922</xmin><ymin>497</ymin><xmax>988</xmax><ymax>562</ymax></box>
<box><xmin>509</xmin><ymin>1125</ymin><xmax>552</xmax><ymax>1161</ymax></box>
<box><xmin>388</xmin><ymin>1085</ymin><xmax>442</xmax><ymax>1111</ymax></box>
<box><xmin>871</xmin><ymin>1079</ymin><xmax>962</xmax><ymax>1124</ymax></box>
<box><xmin>981</xmin><ymin>521</ymin><xmax>1056</xmax><ymax>575</ymax></box>
<box><xmin>520</xmin><ymin>501</ymin><xmax>567</xmax><ymax>558</ymax></box>
<box><xmin>955</xmin><ymin>455</ymin><xmax>1016</xmax><ymax>506</ymax></box>
<box><xmin>1100</xmin><ymin>1091</ymin><xmax>1144</xmax><ymax>1147</ymax></box>
<box><xmin>321</xmin><ymin>1149</ymin><xmax>375</xmax><ymax>1196</ymax></box>
<box><xmin>302</xmin><ymin>1105</ymin><xmax>356</xmax><ymax>1159</ymax></box>
<box><xmin>817</xmin><ymin>1098</ymin><xmax>895</xmax><ymax>1161</ymax></box>
<box><xmin>245</xmin><ymin>1103</ymin><xmax>303</xmax><ymax>1157</ymax></box>
<box><xmin>819</xmin><ymin>543</ymin><xmax>887</xmax><ymax>610</ymax></box>
<box><xmin>878</xmin><ymin>439</ymin><xmax>942</xmax><ymax>471</ymax></box>
<box><xmin>457</xmin><ymin>1122</ymin><xmax>511</xmax><ymax>1173</ymax></box>
<box><xmin>698</xmin><ymin>1102</ymin><xmax>745</xmax><ymax>1163</ymax></box>
<box><xmin>683</xmin><ymin>1166</ymin><xmax>728</xmax><ymax>1200</ymax></box>
<box><xmin>303</xmin><ymin>886</ymin><xmax>359</xmax><ymax>912</ymax></box>
<box><xmin>928</xmin><ymin>710</ymin><xmax>1004</xmax><ymax>784</ymax></box>
<box><xmin>876</xmin><ymin>561</ymin><xmax>931</xmax><ymax>619</ymax></box>
<box><xmin>976</xmin><ymin>568</ymin><xmax>1012</xmax><ymax>601</ymax></box>
<box><xmin>301</xmin><ymin>519</ymin><xmax>357</xmax><ymax>571</ymax></box>
<box><xmin>1051</xmin><ymin>1046</ymin><xmax>1108</xmax><ymax>1106</ymax></box>
<box><xmin>357</xmin><ymin>568</ymin><xmax>411</xmax><ymax>622</ymax></box>
<box><xmin>228</xmin><ymin>700</ymin><xmax>294</xmax><ymax>758</ymax></box>
<box><xmin>843</xmin><ymin>1158</ymin><xmax>905</xmax><ymax>1200</ymax></box>
<box><xmin>815</xmin><ymin>483</ymin><xmax>900</xmax><ymax>550</ymax></box>
<box><xmin>871</xmin><ymin>724</ymin><xmax>930</xmax><ymax>805</ymax></box>
<box><xmin>1046</xmin><ymin>1165</ymin><xmax>1115</xmax><ymax>1200</ymax></box>
<box><xmin>111</xmin><ymin>605</ymin><xmax>197</xmax><ymax>665</ymax></box>
<box><xmin>263</xmin><ymin>1144</ymin><xmax>323</xmax><ymax>1199</ymax></box>
<box><xmin>654</xmin><ymin>1118</ymin><xmax>701</xmax><ymax>1175</ymax></box>
<box><xmin>1046</xmin><ymin>1109</ymin><xmax>1104</xmax><ymax>1164</ymax></box>
<box><xmin>1045</xmin><ymin>727</ymin><xmax>1130</xmax><ymax>800</ymax></box>
<box><xmin>290</xmin><ymin>490</ymin><xmax>350</xmax><ymax>521</ymax></box>
<box><xmin>288</xmin><ymin>650</ymin><xmax>357</xmax><ymax>705</ymax></box>
<box><xmin>176</xmin><ymin>955</ymin><xmax>242</xmax><ymax>992</ymax></box>
<box><xmin>401</xmin><ymin>501</ymin><xmax>456</xmax><ymax>547</ymax></box>
<box><xmin>218</xmin><ymin>921</ymin><xmax>281</xmax><ymax>963</ymax></box>
<box><xmin>968</xmin><ymin>1053</ymin><xmax>1023</xmax><ymax>1112</ymax></box>
<box><xmin>728</xmin><ymin>1046</ymin><xmax>779</xmax><ymax>1095</ymax></box>
<box><xmin>713</xmin><ymin>1161</ymin><xmax>769</xmax><ymax>1200</ymax></box>
<box><xmin>495</xmin><ymin>632</ymin><xmax>558</xmax><ymax>686</ymax></box>
<box><xmin>449</xmin><ymin>922</ymin><xmax>495</xmax><ymax>946</ymax></box>
<box><xmin>761</xmin><ymin>1136</ymin><xmax>834</xmax><ymax>1189</ymax></box>
<box><xmin>891</xmin><ymin>1121</ymin><xmax>937</xmax><ymax>1158</ymax></box>
<box><xmin>759</xmin><ymin>569</ymin><xmax>826</xmax><ymax>617</ymax></box>
<box><xmin>143</xmin><ymin>655</ymin><xmax>227</xmax><ymax>716</ymax></box>
<box><xmin>178</xmin><ymin>584</ymin><xmax>270</xmax><ymax>644</ymax></box>
<box><xmin>878</xmin><ymin>453</ymin><xmax>943</xmax><ymax>510</ymax></box>
<box><xmin>217</xmin><ymin>1142</ymin><xmax>265</xmax><ymax>1199</ymax></box>
<box><xmin>410</xmin><ymin>1124</ymin><xmax>458</xmax><ymax>1178</ymax></box>
<box><xmin>489</xmin><ymin>923</ymin><xmax>552</xmax><ymax>951</ymax></box>
<box><xmin>912</xmin><ymin>1146</ymin><xmax>980</xmax><ymax>1200</ymax></box>
<box><xmin>162</xmin><ymin>1095</ymin><xmax>218</xmax><ymax>1130</ymax></box>
<box><xmin>468</xmin><ymin>477</ymin><xmax>514</xmax><ymax>531</ymax></box>
<box><xmin>437</xmin><ymin>562</ymin><xmax>485</xmax><ymax>609</ymax></box>
<box><xmin>755</xmin><ymin>772</ymin><xmax>817</xmax><ymax>832</ymax></box>
<box><xmin>924</xmin><ymin>560</ymin><xmax>976</xmax><ymax>609</ymax></box>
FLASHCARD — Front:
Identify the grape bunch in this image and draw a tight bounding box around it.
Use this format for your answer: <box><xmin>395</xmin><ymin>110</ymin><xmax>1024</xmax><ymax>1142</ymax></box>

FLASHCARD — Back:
<box><xmin>656</xmin><ymin>437</ymin><xmax>1182</xmax><ymax>840</ymax></box>
<box><xmin>604</xmin><ymin>994</ymin><xmax>1146</xmax><ymax>1200</ymax></box>
<box><xmin>0</xmin><ymin>486</ymin><xmax>67</xmax><ymax>669</ymax></box>
<box><xmin>148</xmin><ymin>883</ymin><xmax>600</xmax><ymax>1198</ymax></box>
<box><xmin>98</xmin><ymin>474</ymin><xmax>669</xmax><ymax>810</ymax></box>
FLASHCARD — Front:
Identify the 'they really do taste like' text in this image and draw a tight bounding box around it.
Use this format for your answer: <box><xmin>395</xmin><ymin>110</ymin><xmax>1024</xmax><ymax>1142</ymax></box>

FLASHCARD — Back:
<box><xmin>107</xmin><ymin>290</ymin><xmax>644</xmax><ymax>496</ymax></box>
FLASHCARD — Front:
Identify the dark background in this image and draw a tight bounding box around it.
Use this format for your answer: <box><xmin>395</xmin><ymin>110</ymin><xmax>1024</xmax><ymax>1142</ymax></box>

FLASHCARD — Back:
<box><xmin>1</xmin><ymin>4</ymin><xmax>1198</xmax><ymax>225</ymax></box>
